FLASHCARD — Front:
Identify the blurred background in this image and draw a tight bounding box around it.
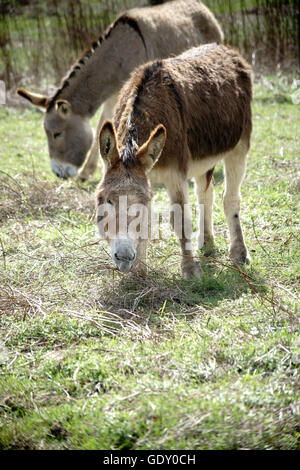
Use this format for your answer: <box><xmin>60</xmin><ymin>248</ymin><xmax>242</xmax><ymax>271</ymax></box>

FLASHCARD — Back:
<box><xmin>0</xmin><ymin>0</ymin><xmax>298</xmax><ymax>93</ymax></box>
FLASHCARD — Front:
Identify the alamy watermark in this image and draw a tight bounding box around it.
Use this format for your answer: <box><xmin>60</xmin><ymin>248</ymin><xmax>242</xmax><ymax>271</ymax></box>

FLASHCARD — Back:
<box><xmin>97</xmin><ymin>195</ymin><xmax>205</xmax><ymax>250</ymax></box>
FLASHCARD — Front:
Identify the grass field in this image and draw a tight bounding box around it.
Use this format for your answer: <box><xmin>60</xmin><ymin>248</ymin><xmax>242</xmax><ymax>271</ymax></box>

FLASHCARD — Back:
<box><xmin>0</xmin><ymin>75</ymin><xmax>299</xmax><ymax>450</ymax></box>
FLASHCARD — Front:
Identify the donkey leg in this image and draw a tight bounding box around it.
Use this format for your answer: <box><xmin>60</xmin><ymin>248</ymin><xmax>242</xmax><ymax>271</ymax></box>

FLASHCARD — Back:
<box><xmin>195</xmin><ymin>172</ymin><xmax>215</xmax><ymax>253</ymax></box>
<box><xmin>165</xmin><ymin>175</ymin><xmax>201</xmax><ymax>280</ymax></box>
<box><xmin>223</xmin><ymin>140</ymin><xmax>251</xmax><ymax>265</ymax></box>
<box><xmin>132</xmin><ymin>240</ymin><xmax>148</xmax><ymax>276</ymax></box>
<box><xmin>78</xmin><ymin>92</ymin><xmax>119</xmax><ymax>180</ymax></box>
<box><xmin>77</xmin><ymin>130</ymin><xmax>99</xmax><ymax>181</ymax></box>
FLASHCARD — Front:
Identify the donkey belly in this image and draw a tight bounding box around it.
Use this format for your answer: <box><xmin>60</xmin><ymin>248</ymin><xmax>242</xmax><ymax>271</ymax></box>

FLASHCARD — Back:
<box><xmin>187</xmin><ymin>154</ymin><xmax>223</xmax><ymax>179</ymax></box>
<box><xmin>149</xmin><ymin>153</ymin><xmax>223</xmax><ymax>187</ymax></box>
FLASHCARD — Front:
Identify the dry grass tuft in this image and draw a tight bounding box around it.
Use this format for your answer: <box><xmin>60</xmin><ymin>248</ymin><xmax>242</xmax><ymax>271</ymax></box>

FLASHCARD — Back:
<box><xmin>0</xmin><ymin>172</ymin><xmax>95</xmax><ymax>223</ymax></box>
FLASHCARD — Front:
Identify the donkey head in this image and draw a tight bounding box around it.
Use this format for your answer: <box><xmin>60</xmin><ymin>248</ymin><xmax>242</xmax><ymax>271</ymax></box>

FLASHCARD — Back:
<box><xmin>96</xmin><ymin>121</ymin><xmax>166</xmax><ymax>273</ymax></box>
<box><xmin>16</xmin><ymin>88</ymin><xmax>93</xmax><ymax>179</ymax></box>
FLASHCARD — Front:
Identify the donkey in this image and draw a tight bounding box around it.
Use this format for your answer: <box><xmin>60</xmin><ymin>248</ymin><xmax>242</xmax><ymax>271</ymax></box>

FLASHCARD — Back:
<box><xmin>16</xmin><ymin>0</ymin><xmax>223</xmax><ymax>180</ymax></box>
<box><xmin>96</xmin><ymin>44</ymin><xmax>252</xmax><ymax>279</ymax></box>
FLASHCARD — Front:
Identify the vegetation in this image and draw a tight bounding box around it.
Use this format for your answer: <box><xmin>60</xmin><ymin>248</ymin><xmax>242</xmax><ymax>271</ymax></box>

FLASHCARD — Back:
<box><xmin>0</xmin><ymin>76</ymin><xmax>299</xmax><ymax>449</ymax></box>
<box><xmin>0</xmin><ymin>0</ymin><xmax>298</xmax><ymax>90</ymax></box>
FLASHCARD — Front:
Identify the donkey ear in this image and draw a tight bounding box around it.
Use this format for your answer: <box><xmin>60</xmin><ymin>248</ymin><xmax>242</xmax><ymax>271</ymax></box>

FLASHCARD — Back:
<box><xmin>138</xmin><ymin>124</ymin><xmax>166</xmax><ymax>172</ymax></box>
<box><xmin>16</xmin><ymin>88</ymin><xmax>49</xmax><ymax>108</ymax></box>
<box><xmin>99</xmin><ymin>120</ymin><xmax>119</xmax><ymax>169</ymax></box>
<box><xmin>55</xmin><ymin>99</ymin><xmax>71</xmax><ymax>118</ymax></box>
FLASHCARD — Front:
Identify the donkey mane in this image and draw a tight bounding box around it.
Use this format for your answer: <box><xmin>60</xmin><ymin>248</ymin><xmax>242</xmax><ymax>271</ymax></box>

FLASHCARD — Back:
<box><xmin>47</xmin><ymin>13</ymin><xmax>146</xmax><ymax>111</ymax></box>
<box><xmin>115</xmin><ymin>57</ymin><xmax>187</xmax><ymax>166</ymax></box>
<box><xmin>116</xmin><ymin>60</ymin><xmax>163</xmax><ymax>169</ymax></box>
<box><xmin>120</xmin><ymin>126</ymin><xmax>139</xmax><ymax>169</ymax></box>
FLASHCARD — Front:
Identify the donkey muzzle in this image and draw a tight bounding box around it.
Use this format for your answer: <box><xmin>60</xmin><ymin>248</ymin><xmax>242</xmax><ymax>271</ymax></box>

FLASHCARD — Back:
<box><xmin>51</xmin><ymin>159</ymin><xmax>78</xmax><ymax>179</ymax></box>
<box><xmin>111</xmin><ymin>237</ymin><xmax>136</xmax><ymax>272</ymax></box>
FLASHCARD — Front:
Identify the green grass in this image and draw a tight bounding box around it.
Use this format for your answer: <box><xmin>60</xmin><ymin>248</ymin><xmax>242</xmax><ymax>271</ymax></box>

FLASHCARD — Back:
<box><xmin>0</xmin><ymin>76</ymin><xmax>299</xmax><ymax>450</ymax></box>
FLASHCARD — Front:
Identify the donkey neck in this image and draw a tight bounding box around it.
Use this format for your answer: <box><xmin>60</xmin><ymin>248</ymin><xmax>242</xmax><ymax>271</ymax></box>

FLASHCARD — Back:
<box><xmin>49</xmin><ymin>17</ymin><xmax>148</xmax><ymax>117</ymax></box>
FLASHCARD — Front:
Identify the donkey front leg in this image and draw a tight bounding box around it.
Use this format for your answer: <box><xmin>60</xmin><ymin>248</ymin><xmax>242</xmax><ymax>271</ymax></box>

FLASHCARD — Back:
<box><xmin>195</xmin><ymin>172</ymin><xmax>215</xmax><ymax>253</ymax></box>
<box><xmin>223</xmin><ymin>141</ymin><xmax>251</xmax><ymax>265</ymax></box>
<box><xmin>132</xmin><ymin>239</ymin><xmax>148</xmax><ymax>276</ymax></box>
<box><xmin>165</xmin><ymin>176</ymin><xmax>201</xmax><ymax>280</ymax></box>
<box><xmin>78</xmin><ymin>92</ymin><xmax>119</xmax><ymax>181</ymax></box>
<box><xmin>77</xmin><ymin>130</ymin><xmax>99</xmax><ymax>181</ymax></box>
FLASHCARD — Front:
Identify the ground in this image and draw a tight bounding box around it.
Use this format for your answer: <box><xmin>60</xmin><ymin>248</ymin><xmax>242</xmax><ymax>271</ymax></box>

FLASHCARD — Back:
<box><xmin>0</xmin><ymin>75</ymin><xmax>299</xmax><ymax>450</ymax></box>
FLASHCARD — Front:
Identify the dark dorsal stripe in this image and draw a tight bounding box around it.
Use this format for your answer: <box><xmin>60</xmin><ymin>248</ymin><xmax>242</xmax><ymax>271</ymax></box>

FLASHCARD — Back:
<box><xmin>111</xmin><ymin>15</ymin><xmax>147</xmax><ymax>53</ymax></box>
<box><xmin>133</xmin><ymin>60</ymin><xmax>183</xmax><ymax>122</ymax></box>
<box><xmin>133</xmin><ymin>60</ymin><xmax>163</xmax><ymax>112</ymax></box>
<box><xmin>162</xmin><ymin>69</ymin><xmax>184</xmax><ymax>121</ymax></box>
<box><xmin>47</xmin><ymin>14</ymin><xmax>147</xmax><ymax>111</ymax></box>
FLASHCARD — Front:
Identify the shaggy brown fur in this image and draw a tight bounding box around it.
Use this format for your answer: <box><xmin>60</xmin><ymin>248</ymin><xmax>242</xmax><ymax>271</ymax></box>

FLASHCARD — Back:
<box><xmin>114</xmin><ymin>44</ymin><xmax>252</xmax><ymax>172</ymax></box>
<box><xmin>97</xmin><ymin>44</ymin><xmax>253</xmax><ymax>279</ymax></box>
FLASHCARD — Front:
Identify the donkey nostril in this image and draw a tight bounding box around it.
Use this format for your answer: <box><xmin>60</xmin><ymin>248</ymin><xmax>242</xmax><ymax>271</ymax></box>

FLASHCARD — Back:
<box><xmin>53</xmin><ymin>169</ymin><xmax>67</xmax><ymax>180</ymax></box>
<box><xmin>115</xmin><ymin>253</ymin><xmax>135</xmax><ymax>262</ymax></box>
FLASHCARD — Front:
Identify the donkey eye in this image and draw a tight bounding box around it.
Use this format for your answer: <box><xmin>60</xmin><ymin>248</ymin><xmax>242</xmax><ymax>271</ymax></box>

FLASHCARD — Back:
<box><xmin>107</xmin><ymin>200</ymin><xmax>113</xmax><ymax>205</ymax></box>
<box><xmin>53</xmin><ymin>132</ymin><xmax>62</xmax><ymax>139</ymax></box>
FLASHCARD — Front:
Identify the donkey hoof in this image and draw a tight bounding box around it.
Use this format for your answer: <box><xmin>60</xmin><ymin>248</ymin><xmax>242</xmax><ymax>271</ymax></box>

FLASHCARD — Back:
<box><xmin>77</xmin><ymin>168</ymin><xmax>94</xmax><ymax>182</ymax></box>
<box><xmin>229</xmin><ymin>246</ymin><xmax>251</xmax><ymax>266</ymax></box>
<box><xmin>183</xmin><ymin>261</ymin><xmax>202</xmax><ymax>280</ymax></box>
<box><xmin>76</xmin><ymin>173</ymin><xmax>88</xmax><ymax>182</ymax></box>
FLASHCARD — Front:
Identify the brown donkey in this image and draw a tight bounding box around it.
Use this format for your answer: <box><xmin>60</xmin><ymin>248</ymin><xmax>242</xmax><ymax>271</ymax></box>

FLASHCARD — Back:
<box><xmin>16</xmin><ymin>0</ymin><xmax>223</xmax><ymax>180</ymax></box>
<box><xmin>96</xmin><ymin>44</ymin><xmax>252</xmax><ymax>279</ymax></box>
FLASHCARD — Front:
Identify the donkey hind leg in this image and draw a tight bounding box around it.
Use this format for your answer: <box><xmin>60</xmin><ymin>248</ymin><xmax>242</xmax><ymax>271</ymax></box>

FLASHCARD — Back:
<box><xmin>165</xmin><ymin>175</ymin><xmax>201</xmax><ymax>280</ymax></box>
<box><xmin>77</xmin><ymin>92</ymin><xmax>119</xmax><ymax>181</ymax></box>
<box><xmin>194</xmin><ymin>172</ymin><xmax>215</xmax><ymax>254</ymax></box>
<box><xmin>223</xmin><ymin>140</ymin><xmax>251</xmax><ymax>265</ymax></box>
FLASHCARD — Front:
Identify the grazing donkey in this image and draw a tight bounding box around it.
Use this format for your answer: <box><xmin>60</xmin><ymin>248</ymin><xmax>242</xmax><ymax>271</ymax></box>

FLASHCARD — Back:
<box><xmin>16</xmin><ymin>0</ymin><xmax>223</xmax><ymax>180</ymax></box>
<box><xmin>96</xmin><ymin>44</ymin><xmax>252</xmax><ymax>279</ymax></box>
